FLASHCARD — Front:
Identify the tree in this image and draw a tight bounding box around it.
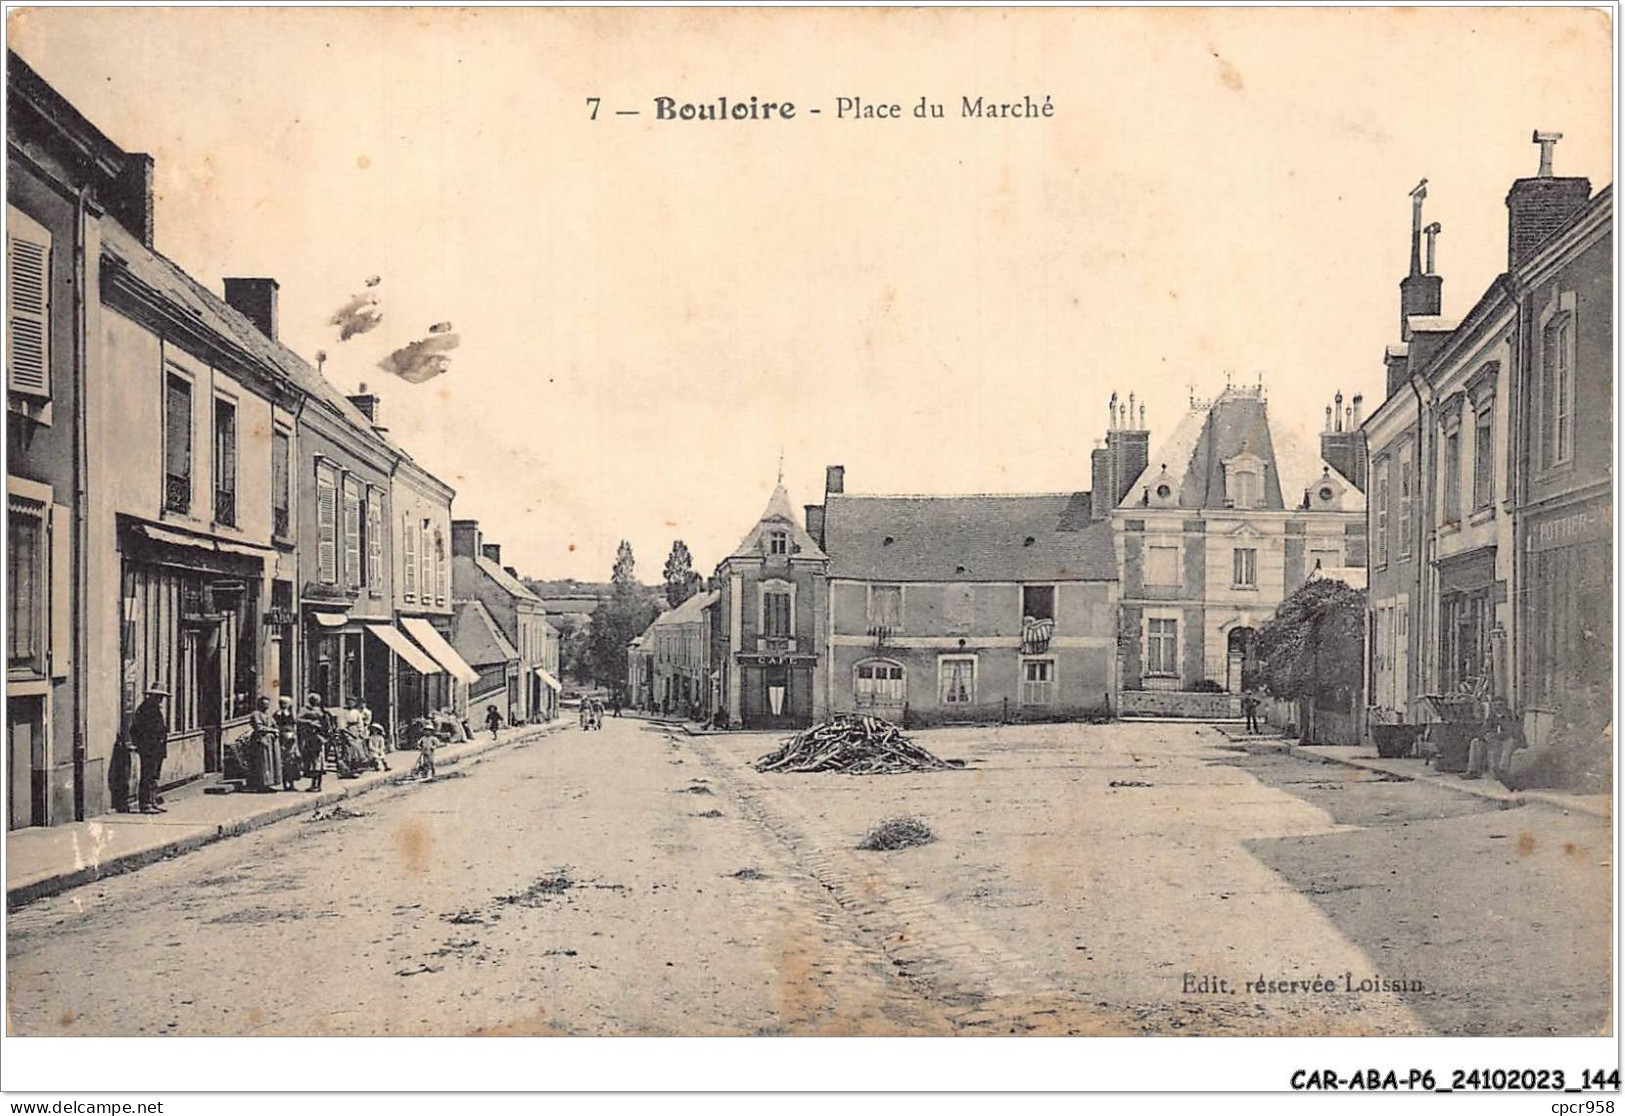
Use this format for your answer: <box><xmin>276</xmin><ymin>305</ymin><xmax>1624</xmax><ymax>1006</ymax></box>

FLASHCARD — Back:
<box><xmin>584</xmin><ymin>542</ymin><xmax>659</xmax><ymax>691</ymax></box>
<box><xmin>662</xmin><ymin>540</ymin><xmax>704</xmax><ymax>609</ymax></box>
<box><xmin>552</xmin><ymin>615</ymin><xmax>590</xmax><ymax>684</ymax></box>
<box><xmin>611</xmin><ymin>540</ymin><xmax>637</xmax><ymax>594</ymax></box>
<box><xmin>1255</xmin><ymin>578</ymin><xmax>1366</xmax><ymax>742</ymax></box>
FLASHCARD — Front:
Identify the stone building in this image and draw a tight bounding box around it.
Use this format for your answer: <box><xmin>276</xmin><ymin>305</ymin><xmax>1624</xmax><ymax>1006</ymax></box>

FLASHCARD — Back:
<box><xmin>451</xmin><ymin>520</ymin><xmax>557</xmax><ymax>723</ymax></box>
<box><xmin>1365</xmin><ymin>135</ymin><xmax>1612</xmax><ymax>766</ymax></box>
<box><xmin>810</xmin><ymin>466</ymin><xmax>1117</xmax><ymax>725</ymax></box>
<box><xmin>1114</xmin><ymin>383</ymin><xmax>1367</xmax><ymax>701</ymax></box>
<box><xmin>713</xmin><ymin>483</ymin><xmax>829</xmax><ymax>729</ymax></box>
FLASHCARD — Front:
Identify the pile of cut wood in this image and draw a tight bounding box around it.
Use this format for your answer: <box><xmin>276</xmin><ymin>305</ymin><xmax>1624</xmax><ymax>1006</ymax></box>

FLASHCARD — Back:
<box><xmin>754</xmin><ymin>714</ymin><xmax>960</xmax><ymax>775</ymax></box>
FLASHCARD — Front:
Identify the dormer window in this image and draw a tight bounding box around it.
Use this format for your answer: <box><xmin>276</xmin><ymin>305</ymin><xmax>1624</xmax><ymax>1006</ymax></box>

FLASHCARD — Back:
<box><xmin>767</xmin><ymin>530</ymin><xmax>789</xmax><ymax>556</ymax></box>
<box><xmin>1223</xmin><ymin>444</ymin><xmax>1264</xmax><ymax>510</ymax></box>
<box><xmin>1147</xmin><ymin>464</ymin><xmax>1178</xmax><ymax>508</ymax></box>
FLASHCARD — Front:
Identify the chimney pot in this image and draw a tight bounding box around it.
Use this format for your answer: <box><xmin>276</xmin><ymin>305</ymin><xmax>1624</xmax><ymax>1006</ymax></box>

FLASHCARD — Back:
<box><xmin>347</xmin><ymin>391</ymin><xmax>380</xmax><ymax>425</ymax></box>
<box><xmin>223</xmin><ymin>278</ymin><xmax>280</xmax><ymax>342</ymax></box>
<box><xmin>825</xmin><ymin>465</ymin><xmax>845</xmax><ymax>495</ymax></box>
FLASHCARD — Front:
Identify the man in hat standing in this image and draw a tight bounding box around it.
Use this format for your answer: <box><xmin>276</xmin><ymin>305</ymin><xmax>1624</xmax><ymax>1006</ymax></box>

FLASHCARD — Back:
<box><xmin>130</xmin><ymin>686</ymin><xmax>170</xmax><ymax>814</ymax></box>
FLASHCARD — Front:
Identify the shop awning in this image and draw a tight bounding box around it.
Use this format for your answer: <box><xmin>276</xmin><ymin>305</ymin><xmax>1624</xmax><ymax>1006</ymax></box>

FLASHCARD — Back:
<box><xmin>311</xmin><ymin>611</ymin><xmax>349</xmax><ymax>628</ymax></box>
<box><xmin>534</xmin><ymin>667</ymin><xmax>562</xmax><ymax>692</ymax></box>
<box><xmin>365</xmin><ymin>623</ymin><xmax>443</xmax><ymax>676</ymax></box>
<box><xmin>402</xmin><ymin>617</ymin><xmax>480</xmax><ymax>685</ymax></box>
<box><xmin>133</xmin><ymin>521</ymin><xmax>274</xmax><ymax>559</ymax></box>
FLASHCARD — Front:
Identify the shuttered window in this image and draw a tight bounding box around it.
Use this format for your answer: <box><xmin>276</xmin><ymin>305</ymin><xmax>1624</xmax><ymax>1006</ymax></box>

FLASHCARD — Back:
<box><xmin>316</xmin><ymin>467</ymin><xmax>338</xmax><ymax>583</ymax></box>
<box><xmin>7</xmin><ymin>208</ymin><xmax>50</xmax><ymax>398</ymax></box>
<box><xmin>763</xmin><ymin>591</ymin><xmax>792</xmax><ymax>637</ymax></box>
<box><xmin>434</xmin><ymin>528</ymin><xmax>447</xmax><ymax>603</ymax></box>
<box><xmin>342</xmin><ymin>476</ymin><xmax>363</xmax><ymax>586</ymax></box>
<box><xmin>366</xmin><ymin>488</ymin><xmax>383</xmax><ymax>589</ymax></box>
<box><xmin>402</xmin><ymin>519</ymin><xmax>417</xmax><ymax>600</ymax></box>
<box><xmin>419</xmin><ymin>520</ymin><xmax>431</xmax><ymax>602</ymax></box>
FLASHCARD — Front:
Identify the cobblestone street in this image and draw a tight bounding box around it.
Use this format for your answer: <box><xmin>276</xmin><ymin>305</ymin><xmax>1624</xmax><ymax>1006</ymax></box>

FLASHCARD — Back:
<box><xmin>6</xmin><ymin>717</ymin><xmax>1611</xmax><ymax>1036</ymax></box>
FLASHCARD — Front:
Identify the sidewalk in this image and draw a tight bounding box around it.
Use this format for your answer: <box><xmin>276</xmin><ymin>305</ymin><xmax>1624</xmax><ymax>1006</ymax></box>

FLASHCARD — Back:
<box><xmin>5</xmin><ymin>720</ymin><xmax>566</xmax><ymax>910</ymax></box>
<box><xmin>1210</xmin><ymin>724</ymin><xmax>1612</xmax><ymax>821</ymax></box>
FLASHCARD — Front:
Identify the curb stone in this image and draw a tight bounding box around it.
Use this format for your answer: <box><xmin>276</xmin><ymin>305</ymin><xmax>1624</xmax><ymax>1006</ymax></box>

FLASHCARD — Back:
<box><xmin>6</xmin><ymin>723</ymin><xmax>563</xmax><ymax>911</ymax></box>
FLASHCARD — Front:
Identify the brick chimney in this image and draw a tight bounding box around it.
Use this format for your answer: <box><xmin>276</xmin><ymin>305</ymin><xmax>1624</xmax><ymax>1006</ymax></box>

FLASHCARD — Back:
<box><xmin>804</xmin><ymin>504</ymin><xmax>826</xmax><ymax>547</ymax></box>
<box><xmin>1506</xmin><ymin>131</ymin><xmax>1591</xmax><ymax>270</ymax></box>
<box><xmin>1398</xmin><ymin>180</ymin><xmax>1442</xmax><ymax>341</ymax></box>
<box><xmin>482</xmin><ymin>542</ymin><xmax>502</xmax><ymax>565</ymax></box>
<box><xmin>347</xmin><ymin>382</ymin><xmax>380</xmax><ymax>425</ymax></box>
<box><xmin>825</xmin><ymin>465</ymin><xmax>845</xmax><ymax>495</ymax></box>
<box><xmin>1090</xmin><ymin>441</ymin><xmax>1112</xmax><ymax>519</ymax></box>
<box><xmin>1319</xmin><ymin>389</ymin><xmax>1367</xmax><ymax>492</ymax></box>
<box><xmin>451</xmin><ymin>519</ymin><xmax>482</xmax><ymax>559</ymax></box>
<box><xmin>223</xmin><ymin>278</ymin><xmax>279</xmax><ymax>341</ymax></box>
<box><xmin>115</xmin><ymin>153</ymin><xmax>155</xmax><ymax>247</ymax></box>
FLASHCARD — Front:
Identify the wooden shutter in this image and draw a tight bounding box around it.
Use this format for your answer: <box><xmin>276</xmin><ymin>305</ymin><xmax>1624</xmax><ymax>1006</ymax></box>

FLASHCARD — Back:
<box><xmin>342</xmin><ymin>477</ymin><xmax>362</xmax><ymax>585</ymax></box>
<box><xmin>367</xmin><ymin>489</ymin><xmax>383</xmax><ymax>588</ymax></box>
<box><xmin>49</xmin><ymin>503</ymin><xmax>71</xmax><ymax>678</ymax></box>
<box><xmin>317</xmin><ymin>470</ymin><xmax>338</xmax><ymax>582</ymax></box>
<box><xmin>402</xmin><ymin>520</ymin><xmax>417</xmax><ymax>599</ymax></box>
<box><xmin>7</xmin><ymin>214</ymin><xmax>50</xmax><ymax>397</ymax></box>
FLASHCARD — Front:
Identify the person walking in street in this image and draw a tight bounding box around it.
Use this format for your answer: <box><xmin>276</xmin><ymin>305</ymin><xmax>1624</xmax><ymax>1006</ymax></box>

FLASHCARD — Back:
<box><xmin>275</xmin><ymin>695</ymin><xmax>301</xmax><ymax>791</ymax></box>
<box><xmin>368</xmin><ymin>722</ymin><xmax>392</xmax><ymax>772</ymax></box>
<box><xmin>298</xmin><ymin>694</ymin><xmax>333</xmax><ymax>792</ymax></box>
<box><xmin>130</xmin><ymin>686</ymin><xmax>169</xmax><ymax>814</ymax></box>
<box><xmin>485</xmin><ymin>703</ymin><xmax>503</xmax><ymax>740</ymax></box>
<box><xmin>247</xmin><ymin>695</ymin><xmax>277</xmax><ymax>792</ymax></box>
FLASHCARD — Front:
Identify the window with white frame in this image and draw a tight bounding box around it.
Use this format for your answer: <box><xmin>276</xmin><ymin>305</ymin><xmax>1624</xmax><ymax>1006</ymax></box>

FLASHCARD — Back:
<box><xmin>1144</xmin><ymin>542</ymin><xmax>1180</xmax><ymax>587</ymax></box>
<box><xmin>854</xmin><ymin>659</ymin><xmax>905</xmax><ymax>704</ymax></box>
<box><xmin>7</xmin><ymin>496</ymin><xmax>45</xmax><ymax>675</ymax></box>
<box><xmin>1020</xmin><ymin>658</ymin><xmax>1055</xmax><ymax>705</ymax></box>
<box><xmin>1232</xmin><ymin>548</ymin><xmax>1257</xmax><ymax>588</ymax></box>
<box><xmin>1146</xmin><ymin>617</ymin><xmax>1178</xmax><ymax>676</ymax></box>
<box><xmin>7</xmin><ymin>207</ymin><xmax>51</xmax><ymax>401</ymax></box>
<box><xmin>868</xmin><ymin>584</ymin><xmax>902</xmax><ymax>630</ymax></box>
<box><xmin>939</xmin><ymin>656</ymin><xmax>976</xmax><ymax>704</ymax></box>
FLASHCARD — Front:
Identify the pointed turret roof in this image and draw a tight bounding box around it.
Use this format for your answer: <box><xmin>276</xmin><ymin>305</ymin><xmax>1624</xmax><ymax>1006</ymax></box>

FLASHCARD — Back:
<box><xmin>726</xmin><ymin>482</ymin><xmax>828</xmax><ymax>561</ymax></box>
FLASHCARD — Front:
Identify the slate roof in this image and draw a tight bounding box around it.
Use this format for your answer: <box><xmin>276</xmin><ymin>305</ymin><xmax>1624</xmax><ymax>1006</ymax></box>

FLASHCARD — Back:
<box><xmin>727</xmin><ymin>483</ymin><xmax>828</xmax><ymax>561</ymax></box>
<box><xmin>100</xmin><ymin>220</ymin><xmax>416</xmax><ymax>462</ymax></box>
<box><xmin>472</xmin><ymin>555</ymin><xmax>542</xmax><ymax>603</ymax></box>
<box><xmin>821</xmin><ymin>492</ymin><xmax>1116</xmax><ymax>582</ymax></box>
<box><xmin>1121</xmin><ymin>387</ymin><xmax>1365</xmax><ymax>513</ymax></box>
<box><xmin>451</xmin><ymin>598</ymin><xmax>519</xmax><ymax>668</ymax></box>
<box><xmin>653</xmin><ymin>589</ymin><xmax>718</xmax><ymax>628</ymax></box>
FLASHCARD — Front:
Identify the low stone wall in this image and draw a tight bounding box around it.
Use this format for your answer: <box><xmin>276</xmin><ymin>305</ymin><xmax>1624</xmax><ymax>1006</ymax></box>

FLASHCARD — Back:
<box><xmin>1120</xmin><ymin>690</ymin><xmax>1241</xmax><ymax>719</ymax></box>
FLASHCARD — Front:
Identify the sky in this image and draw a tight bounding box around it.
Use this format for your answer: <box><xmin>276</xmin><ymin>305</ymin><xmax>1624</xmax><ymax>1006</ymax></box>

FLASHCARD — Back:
<box><xmin>9</xmin><ymin>6</ymin><xmax>1613</xmax><ymax>582</ymax></box>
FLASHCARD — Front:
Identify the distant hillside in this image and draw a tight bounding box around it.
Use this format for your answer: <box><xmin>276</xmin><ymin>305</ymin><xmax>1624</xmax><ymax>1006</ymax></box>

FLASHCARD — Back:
<box><xmin>522</xmin><ymin>579</ymin><xmax>663</xmax><ymax>610</ymax></box>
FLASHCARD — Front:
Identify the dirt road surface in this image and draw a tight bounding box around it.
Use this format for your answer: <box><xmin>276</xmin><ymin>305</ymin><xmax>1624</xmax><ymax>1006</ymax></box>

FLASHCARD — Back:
<box><xmin>6</xmin><ymin>717</ymin><xmax>1609</xmax><ymax>1036</ymax></box>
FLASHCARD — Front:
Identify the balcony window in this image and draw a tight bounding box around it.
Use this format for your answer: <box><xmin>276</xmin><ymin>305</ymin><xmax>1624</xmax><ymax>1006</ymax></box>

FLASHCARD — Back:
<box><xmin>164</xmin><ymin>373</ymin><xmax>192</xmax><ymax>514</ymax></box>
<box><xmin>213</xmin><ymin>397</ymin><xmax>237</xmax><ymax>527</ymax></box>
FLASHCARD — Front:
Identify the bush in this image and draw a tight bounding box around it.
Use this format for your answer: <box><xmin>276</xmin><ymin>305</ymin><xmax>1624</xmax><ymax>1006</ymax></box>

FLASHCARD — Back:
<box><xmin>1189</xmin><ymin>679</ymin><xmax>1226</xmax><ymax>693</ymax></box>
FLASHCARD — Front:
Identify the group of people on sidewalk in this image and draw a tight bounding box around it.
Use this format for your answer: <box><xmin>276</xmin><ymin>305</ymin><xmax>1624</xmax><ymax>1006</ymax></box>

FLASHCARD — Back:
<box><xmin>123</xmin><ymin>687</ymin><xmax>466</xmax><ymax>814</ymax></box>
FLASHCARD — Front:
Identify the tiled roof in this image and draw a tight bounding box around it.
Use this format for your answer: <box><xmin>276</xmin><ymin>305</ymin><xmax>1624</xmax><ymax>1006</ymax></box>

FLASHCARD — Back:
<box><xmin>822</xmin><ymin>492</ymin><xmax>1115</xmax><ymax>582</ymax></box>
